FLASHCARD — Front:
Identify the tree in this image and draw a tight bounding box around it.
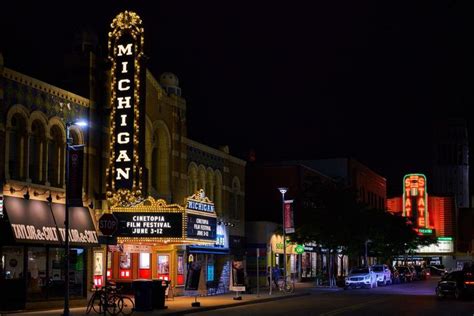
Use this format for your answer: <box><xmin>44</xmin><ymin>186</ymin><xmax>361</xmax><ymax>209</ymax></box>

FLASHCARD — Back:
<box><xmin>292</xmin><ymin>177</ymin><xmax>436</xmax><ymax>286</ymax></box>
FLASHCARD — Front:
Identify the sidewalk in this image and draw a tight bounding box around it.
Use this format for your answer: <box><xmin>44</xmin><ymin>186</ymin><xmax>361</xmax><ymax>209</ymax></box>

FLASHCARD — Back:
<box><xmin>9</xmin><ymin>283</ymin><xmax>313</xmax><ymax>316</ymax></box>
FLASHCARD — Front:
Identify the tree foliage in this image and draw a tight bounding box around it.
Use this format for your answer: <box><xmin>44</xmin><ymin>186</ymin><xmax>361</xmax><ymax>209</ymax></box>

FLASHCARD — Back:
<box><xmin>291</xmin><ymin>178</ymin><xmax>436</xmax><ymax>263</ymax></box>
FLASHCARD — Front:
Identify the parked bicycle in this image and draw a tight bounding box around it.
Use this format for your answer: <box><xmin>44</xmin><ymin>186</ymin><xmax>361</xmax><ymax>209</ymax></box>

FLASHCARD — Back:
<box><xmin>276</xmin><ymin>276</ymin><xmax>295</xmax><ymax>293</ymax></box>
<box><xmin>86</xmin><ymin>282</ymin><xmax>134</xmax><ymax>315</ymax></box>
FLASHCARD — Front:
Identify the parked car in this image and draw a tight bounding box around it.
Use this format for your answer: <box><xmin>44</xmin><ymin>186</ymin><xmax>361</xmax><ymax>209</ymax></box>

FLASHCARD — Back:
<box><xmin>435</xmin><ymin>270</ymin><xmax>474</xmax><ymax>299</ymax></box>
<box><xmin>408</xmin><ymin>266</ymin><xmax>418</xmax><ymax>280</ymax></box>
<box><xmin>371</xmin><ymin>264</ymin><xmax>392</xmax><ymax>286</ymax></box>
<box><xmin>389</xmin><ymin>266</ymin><xmax>400</xmax><ymax>284</ymax></box>
<box><xmin>413</xmin><ymin>265</ymin><xmax>428</xmax><ymax>280</ymax></box>
<box><xmin>397</xmin><ymin>266</ymin><xmax>414</xmax><ymax>283</ymax></box>
<box><xmin>345</xmin><ymin>267</ymin><xmax>377</xmax><ymax>289</ymax></box>
<box><xmin>428</xmin><ymin>264</ymin><xmax>447</xmax><ymax>276</ymax></box>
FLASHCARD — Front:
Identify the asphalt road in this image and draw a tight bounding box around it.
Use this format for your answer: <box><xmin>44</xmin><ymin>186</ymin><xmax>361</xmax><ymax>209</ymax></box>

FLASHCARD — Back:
<box><xmin>194</xmin><ymin>277</ymin><xmax>474</xmax><ymax>316</ymax></box>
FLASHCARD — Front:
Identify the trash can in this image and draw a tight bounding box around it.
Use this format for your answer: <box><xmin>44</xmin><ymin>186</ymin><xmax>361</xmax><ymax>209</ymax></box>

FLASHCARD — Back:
<box><xmin>152</xmin><ymin>279</ymin><xmax>169</xmax><ymax>309</ymax></box>
<box><xmin>132</xmin><ymin>280</ymin><xmax>153</xmax><ymax>311</ymax></box>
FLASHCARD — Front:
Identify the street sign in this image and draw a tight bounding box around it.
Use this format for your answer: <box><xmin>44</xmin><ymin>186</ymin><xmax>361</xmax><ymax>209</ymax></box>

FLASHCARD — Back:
<box><xmin>98</xmin><ymin>213</ymin><xmax>118</xmax><ymax>236</ymax></box>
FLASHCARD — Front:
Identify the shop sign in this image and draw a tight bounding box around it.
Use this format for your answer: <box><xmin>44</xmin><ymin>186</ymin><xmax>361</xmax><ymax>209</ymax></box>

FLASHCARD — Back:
<box><xmin>303</xmin><ymin>242</ymin><xmax>317</xmax><ymax>252</ymax></box>
<box><xmin>417</xmin><ymin>228</ymin><xmax>433</xmax><ymax>235</ymax></box>
<box><xmin>186</xmin><ymin>189</ymin><xmax>215</xmax><ymax>214</ymax></box>
<box><xmin>4</xmin><ymin>197</ymin><xmax>98</xmax><ymax>245</ymax></box>
<box><xmin>418</xmin><ymin>237</ymin><xmax>454</xmax><ymax>253</ymax></box>
<box><xmin>187</xmin><ymin>214</ymin><xmax>217</xmax><ymax>240</ymax></box>
<box><xmin>270</xmin><ymin>235</ymin><xmax>297</xmax><ymax>254</ymax></box>
<box><xmin>215</xmin><ymin>224</ymin><xmax>228</xmax><ymax>248</ymax></box>
<box><xmin>123</xmin><ymin>244</ymin><xmax>152</xmax><ymax>253</ymax></box>
<box><xmin>114</xmin><ymin>212</ymin><xmax>183</xmax><ymax>237</ymax></box>
<box><xmin>295</xmin><ymin>245</ymin><xmax>305</xmax><ymax>254</ymax></box>
<box><xmin>403</xmin><ymin>174</ymin><xmax>428</xmax><ymax>228</ymax></box>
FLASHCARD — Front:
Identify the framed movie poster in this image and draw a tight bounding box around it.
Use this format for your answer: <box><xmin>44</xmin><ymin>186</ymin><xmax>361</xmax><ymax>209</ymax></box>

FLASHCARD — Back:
<box><xmin>230</xmin><ymin>260</ymin><xmax>246</xmax><ymax>292</ymax></box>
<box><xmin>185</xmin><ymin>261</ymin><xmax>202</xmax><ymax>291</ymax></box>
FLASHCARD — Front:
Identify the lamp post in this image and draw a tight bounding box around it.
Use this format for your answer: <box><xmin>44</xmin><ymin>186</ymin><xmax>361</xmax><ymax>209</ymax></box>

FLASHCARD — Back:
<box><xmin>63</xmin><ymin>120</ymin><xmax>87</xmax><ymax>316</ymax></box>
<box><xmin>278</xmin><ymin>187</ymin><xmax>288</xmax><ymax>290</ymax></box>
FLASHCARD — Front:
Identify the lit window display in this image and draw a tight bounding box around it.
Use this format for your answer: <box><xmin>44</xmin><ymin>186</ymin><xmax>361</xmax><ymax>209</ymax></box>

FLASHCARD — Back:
<box><xmin>157</xmin><ymin>254</ymin><xmax>170</xmax><ymax>280</ymax></box>
<box><xmin>93</xmin><ymin>252</ymin><xmax>103</xmax><ymax>287</ymax></box>
<box><xmin>119</xmin><ymin>253</ymin><xmax>131</xmax><ymax>278</ymax></box>
<box><xmin>139</xmin><ymin>253</ymin><xmax>151</xmax><ymax>278</ymax></box>
<box><xmin>177</xmin><ymin>254</ymin><xmax>184</xmax><ymax>286</ymax></box>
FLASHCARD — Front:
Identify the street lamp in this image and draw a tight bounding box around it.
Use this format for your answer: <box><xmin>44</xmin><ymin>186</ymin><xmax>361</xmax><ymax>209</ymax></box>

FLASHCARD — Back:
<box><xmin>278</xmin><ymin>187</ymin><xmax>288</xmax><ymax>290</ymax></box>
<box><xmin>63</xmin><ymin>120</ymin><xmax>87</xmax><ymax>316</ymax></box>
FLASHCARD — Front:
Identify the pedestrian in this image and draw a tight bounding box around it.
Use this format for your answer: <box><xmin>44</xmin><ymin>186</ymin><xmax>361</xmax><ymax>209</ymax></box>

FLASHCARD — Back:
<box><xmin>272</xmin><ymin>264</ymin><xmax>281</xmax><ymax>289</ymax></box>
<box><xmin>266</xmin><ymin>266</ymin><xmax>271</xmax><ymax>288</ymax></box>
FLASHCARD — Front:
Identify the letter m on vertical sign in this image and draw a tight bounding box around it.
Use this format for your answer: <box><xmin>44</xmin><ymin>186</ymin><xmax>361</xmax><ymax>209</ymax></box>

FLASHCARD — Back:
<box><xmin>113</xmin><ymin>33</ymin><xmax>136</xmax><ymax>190</ymax></box>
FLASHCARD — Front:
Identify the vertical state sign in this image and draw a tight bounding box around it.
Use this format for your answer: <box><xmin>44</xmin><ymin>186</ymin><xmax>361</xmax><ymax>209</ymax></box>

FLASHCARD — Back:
<box><xmin>284</xmin><ymin>200</ymin><xmax>295</xmax><ymax>234</ymax></box>
<box><xmin>106</xmin><ymin>11</ymin><xmax>146</xmax><ymax>202</ymax></box>
<box><xmin>403</xmin><ymin>174</ymin><xmax>428</xmax><ymax>228</ymax></box>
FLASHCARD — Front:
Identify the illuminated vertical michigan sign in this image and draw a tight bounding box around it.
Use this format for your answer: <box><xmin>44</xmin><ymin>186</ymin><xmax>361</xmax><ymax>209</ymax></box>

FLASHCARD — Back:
<box><xmin>403</xmin><ymin>174</ymin><xmax>429</xmax><ymax>228</ymax></box>
<box><xmin>106</xmin><ymin>11</ymin><xmax>146</xmax><ymax>205</ymax></box>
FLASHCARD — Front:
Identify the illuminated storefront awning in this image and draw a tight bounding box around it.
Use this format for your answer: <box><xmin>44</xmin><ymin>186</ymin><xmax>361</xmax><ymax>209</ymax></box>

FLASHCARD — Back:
<box><xmin>2</xmin><ymin>196</ymin><xmax>98</xmax><ymax>246</ymax></box>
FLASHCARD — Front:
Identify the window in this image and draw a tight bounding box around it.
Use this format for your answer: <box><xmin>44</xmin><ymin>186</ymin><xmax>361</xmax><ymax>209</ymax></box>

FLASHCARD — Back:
<box><xmin>157</xmin><ymin>254</ymin><xmax>170</xmax><ymax>280</ymax></box>
<box><xmin>119</xmin><ymin>253</ymin><xmax>131</xmax><ymax>279</ymax></box>
<box><xmin>177</xmin><ymin>254</ymin><xmax>184</xmax><ymax>286</ymax></box>
<box><xmin>139</xmin><ymin>253</ymin><xmax>151</xmax><ymax>279</ymax></box>
<box><xmin>29</xmin><ymin>120</ymin><xmax>46</xmax><ymax>183</ymax></box>
<box><xmin>27</xmin><ymin>247</ymin><xmax>47</xmax><ymax>300</ymax></box>
<box><xmin>48</xmin><ymin>125</ymin><xmax>64</xmax><ymax>187</ymax></box>
<box><xmin>1</xmin><ymin>246</ymin><xmax>24</xmax><ymax>280</ymax></box>
<box><xmin>8</xmin><ymin>114</ymin><xmax>27</xmax><ymax>180</ymax></box>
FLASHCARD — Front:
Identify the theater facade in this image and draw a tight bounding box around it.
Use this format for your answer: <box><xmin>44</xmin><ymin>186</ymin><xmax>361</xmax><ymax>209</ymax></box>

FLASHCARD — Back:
<box><xmin>0</xmin><ymin>10</ymin><xmax>245</xmax><ymax>310</ymax></box>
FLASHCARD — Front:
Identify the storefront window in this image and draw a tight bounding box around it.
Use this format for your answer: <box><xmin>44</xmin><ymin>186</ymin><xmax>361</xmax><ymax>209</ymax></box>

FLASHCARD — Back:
<box><xmin>177</xmin><ymin>254</ymin><xmax>184</xmax><ymax>286</ymax></box>
<box><xmin>119</xmin><ymin>253</ymin><xmax>131</xmax><ymax>278</ymax></box>
<box><xmin>139</xmin><ymin>253</ymin><xmax>151</xmax><ymax>279</ymax></box>
<box><xmin>157</xmin><ymin>254</ymin><xmax>169</xmax><ymax>280</ymax></box>
<box><xmin>1</xmin><ymin>246</ymin><xmax>24</xmax><ymax>280</ymax></box>
<box><xmin>46</xmin><ymin>248</ymin><xmax>85</xmax><ymax>299</ymax></box>
<box><xmin>27</xmin><ymin>247</ymin><xmax>47</xmax><ymax>300</ymax></box>
<box><xmin>207</xmin><ymin>255</ymin><xmax>215</xmax><ymax>281</ymax></box>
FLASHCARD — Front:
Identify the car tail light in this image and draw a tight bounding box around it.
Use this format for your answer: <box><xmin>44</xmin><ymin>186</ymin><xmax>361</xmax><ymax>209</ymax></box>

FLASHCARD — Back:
<box><xmin>426</xmin><ymin>272</ymin><xmax>430</xmax><ymax>276</ymax></box>
<box><xmin>464</xmin><ymin>281</ymin><xmax>474</xmax><ymax>285</ymax></box>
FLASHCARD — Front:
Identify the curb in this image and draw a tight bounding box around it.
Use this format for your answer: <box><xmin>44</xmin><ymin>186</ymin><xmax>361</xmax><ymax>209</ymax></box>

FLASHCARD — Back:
<box><xmin>162</xmin><ymin>292</ymin><xmax>311</xmax><ymax>315</ymax></box>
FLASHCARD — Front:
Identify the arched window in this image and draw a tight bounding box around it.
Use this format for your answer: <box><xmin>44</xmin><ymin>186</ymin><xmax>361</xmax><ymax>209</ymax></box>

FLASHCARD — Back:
<box><xmin>206</xmin><ymin>169</ymin><xmax>214</xmax><ymax>201</ymax></box>
<box><xmin>151</xmin><ymin>123</ymin><xmax>171</xmax><ymax>198</ymax></box>
<box><xmin>48</xmin><ymin>125</ymin><xmax>64</xmax><ymax>187</ymax></box>
<box><xmin>187</xmin><ymin>163</ymin><xmax>198</xmax><ymax>195</ymax></box>
<box><xmin>214</xmin><ymin>170</ymin><xmax>223</xmax><ymax>216</ymax></box>
<box><xmin>29</xmin><ymin>120</ymin><xmax>46</xmax><ymax>184</ymax></box>
<box><xmin>8</xmin><ymin>114</ymin><xmax>27</xmax><ymax>180</ymax></box>
<box><xmin>231</xmin><ymin>177</ymin><xmax>241</xmax><ymax>219</ymax></box>
<box><xmin>198</xmin><ymin>166</ymin><xmax>206</xmax><ymax>192</ymax></box>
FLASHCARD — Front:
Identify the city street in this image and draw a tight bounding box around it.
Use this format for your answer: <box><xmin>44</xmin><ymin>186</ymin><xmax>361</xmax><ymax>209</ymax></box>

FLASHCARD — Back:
<box><xmin>195</xmin><ymin>277</ymin><xmax>474</xmax><ymax>316</ymax></box>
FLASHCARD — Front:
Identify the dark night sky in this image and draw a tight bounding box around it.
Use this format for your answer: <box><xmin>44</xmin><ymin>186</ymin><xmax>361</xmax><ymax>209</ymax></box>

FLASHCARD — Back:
<box><xmin>1</xmin><ymin>1</ymin><xmax>473</xmax><ymax>195</ymax></box>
